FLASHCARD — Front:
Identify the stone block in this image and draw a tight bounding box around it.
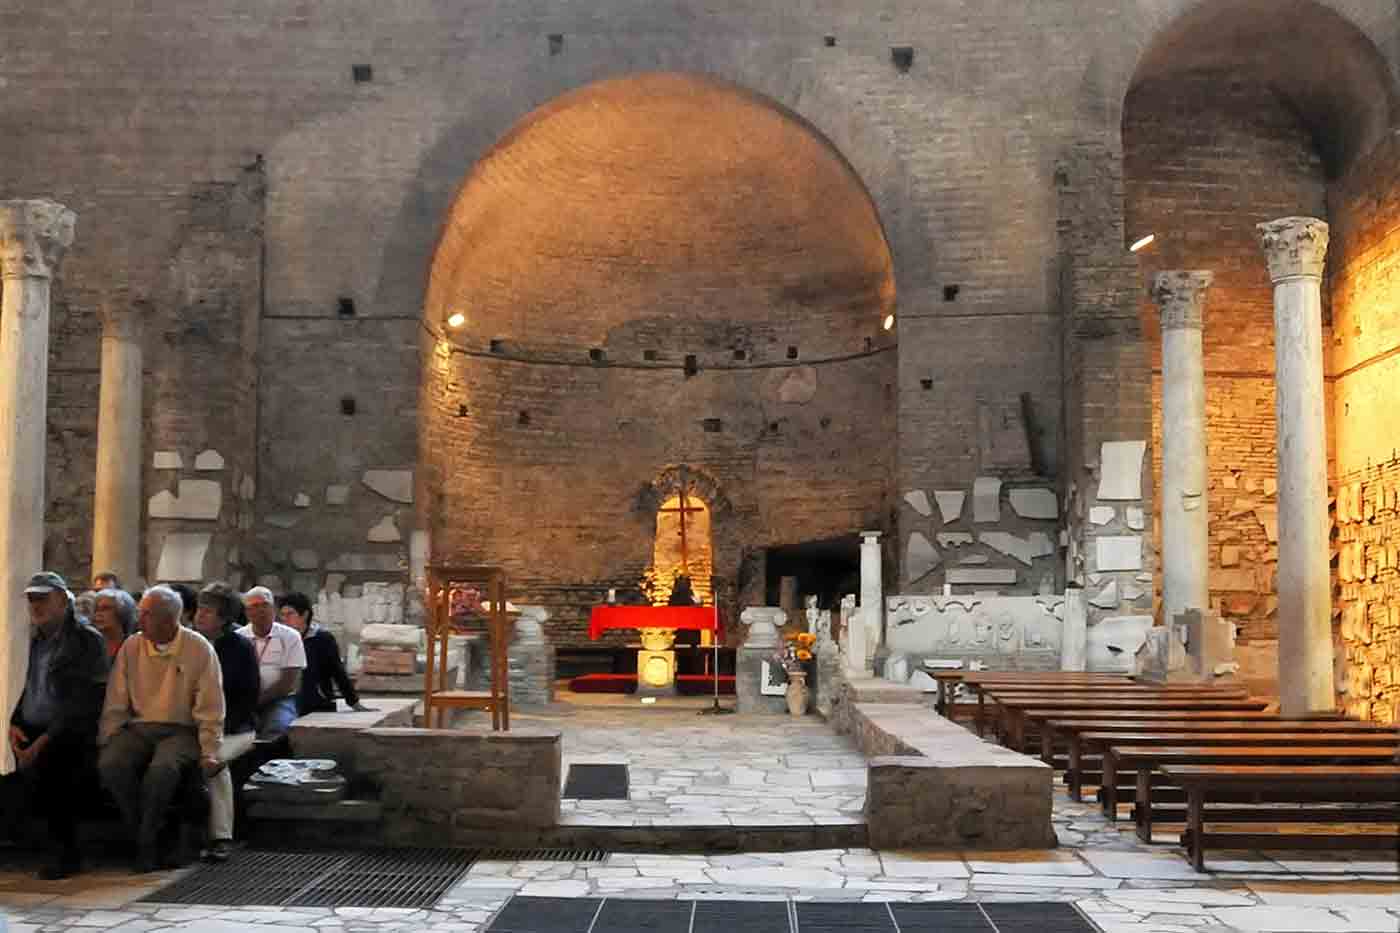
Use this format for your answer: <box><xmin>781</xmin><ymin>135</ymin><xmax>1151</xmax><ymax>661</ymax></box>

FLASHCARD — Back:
<box><xmin>934</xmin><ymin>490</ymin><xmax>965</xmax><ymax>524</ymax></box>
<box><xmin>1097</xmin><ymin>440</ymin><xmax>1146</xmax><ymax>501</ymax></box>
<box><xmin>363</xmin><ymin>647</ymin><xmax>416</xmax><ymax>674</ymax></box>
<box><xmin>972</xmin><ymin>477</ymin><xmax>1002</xmax><ymax>523</ymax></box>
<box><xmin>194</xmin><ymin>449</ymin><xmax>225</xmax><ymax>471</ymax></box>
<box><xmin>1008</xmin><ymin>488</ymin><xmax>1057</xmax><ymax>519</ymax></box>
<box><xmin>946</xmin><ymin>567</ymin><xmax>1016</xmax><ymax>586</ymax></box>
<box><xmin>155</xmin><ymin>532</ymin><xmax>212</xmax><ymax>581</ymax></box>
<box><xmin>905</xmin><ymin>531</ymin><xmax>940</xmax><ymax>583</ymax></box>
<box><xmin>1094</xmin><ymin>535</ymin><xmax>1142</xmax><ymax>571</ymax></box>
<box><xmin>153</xmin><ymin>450</ymin><xmax>183</xmax><ymax>469</ymax></box>
<box><xmin>148</xmin><ymin>479</ymin><xmax>222</xmax><ymax>520</ymax></box>
<box><xmin>361</xmin><ymin>623</ymin><xmax>421</xmax><ymax>648</ymax></box>
<box><xmin>1125</xmin><ymin>506</ymin><xmax>1145</xmax><ymax>530</ymax></box>
<box><xmin>1086</xmin><ymin>615</ymin><xmax>1153</xmax><ymax>672</ymax></box>
<box><xmin>1089</xmin><ymin>505</ymin><xmax>1115</xmax><ymax>525</ymax></box>
<box><xmin>363</xmin><ymin>469</ymin><xmax>414</xmax><ymax>504</ymax></box>
<box><xmin>937</xmin><ymin>532</ymin><xmax>974</xmax><ymax>548</ymax></box>
<box><xmin>903</xmin><ymin>490</ymin><xmax>932</xmax><ymax>517</ymax></box>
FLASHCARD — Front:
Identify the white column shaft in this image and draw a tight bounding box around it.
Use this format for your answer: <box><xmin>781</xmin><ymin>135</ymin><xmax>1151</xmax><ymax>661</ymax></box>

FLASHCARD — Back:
<box><xmin>92</xmin><ymin>318</ymin><xmax>143</xmax><ymax>585</ymax></box>
<box><xmin>1258</xmin><ymin>216</ymin><xmax>1334</xmax><ymax>717</ymax></box>
<box><xmin>859</xmin><ymin>531</ymin><xmax>883</xmax><ymax>668</ymax></box>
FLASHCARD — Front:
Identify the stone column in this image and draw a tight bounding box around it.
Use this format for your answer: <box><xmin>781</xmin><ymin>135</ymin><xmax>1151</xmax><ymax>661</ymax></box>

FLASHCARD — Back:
<box><xmin>1258</xmin><ymin>217</ymin><xmax>1334</xmax><ymax>716</ymax></box>
<box><xmin>859</xmin><ymin>531</ymin><xmax>883</xmax><ymax>670</ymax></box>
<box><xmin>0</xmin><ymin>200</ymin><xmax>75</xmax><ymax>776</ymax></box>
<box><xmin>91</xmin><ymin>298</ymin><xmax>145</xmax><ymax>587</ymax></box>
<box><xmin>1151</xmin><ymin>271</ymin><xmax>1213</xmax><ymax>625</ymax></box>
<box><xmin>1060</xmin><ymin>583</ymin><xmax>1086</xmax><ymax>671</ymax></box>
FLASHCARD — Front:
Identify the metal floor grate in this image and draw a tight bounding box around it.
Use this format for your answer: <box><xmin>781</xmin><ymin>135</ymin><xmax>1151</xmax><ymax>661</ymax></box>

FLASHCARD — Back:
<box><xmin>487</xmin><ymin>897</ymin><xmax>1100</xmax><ymax>933</ymax></box>
<box><xmin>562</xmin><ymin>763</ymin><xmax>629</xmax><ymax>800</ymax></box>
<box><xmin>479</xmin><ymin>847</ymin><xmax>609</xmax><ymax>862</ymax></box>
<box><xmin>139</xmin><ymin>847</ymin><xmax>478</xmax><ymax>909</ymax></box>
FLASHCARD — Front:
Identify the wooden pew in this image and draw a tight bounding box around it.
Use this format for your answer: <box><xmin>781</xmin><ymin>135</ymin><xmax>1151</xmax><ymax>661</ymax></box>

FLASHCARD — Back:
<box><xmin>1039</xmin><ymin>712</ymin><xmax>1372</xmax><ymax>764</ymax></box>
<box><xmin>1160</xmin><ymin>765</ymin><xmax>1400</xmax><ymax>871</ymax></box>
<box><xmin>988</xmin><ymin>694</ymin><xmax>1271</xmax><ymax>749</ymax></box>
<box><xmin>1100</xmin><ymin>744</ymin><xmax>1398</xmax><ymax>837</ymax></box>
<box><xmin>978</xmin><ymin>685</ymin><xmax>1251</xmax><ymax>738</ymax></box>
<box><xmin>928</xmin><ymin>670</ymin><xmax>1131</xmax><ymax>715</ymax></box>
<box><xmin>1070</xmin><ymin>729</ymin><xmax>1400</xmax><ymax>803</ymax></box>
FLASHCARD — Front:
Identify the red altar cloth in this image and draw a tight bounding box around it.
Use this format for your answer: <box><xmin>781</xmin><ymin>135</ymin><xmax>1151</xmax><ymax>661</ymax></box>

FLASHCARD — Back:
<box><xmin>588</xmin><ymin>606</ymin><xmax>720</xmax><ymax>641</ymax></box>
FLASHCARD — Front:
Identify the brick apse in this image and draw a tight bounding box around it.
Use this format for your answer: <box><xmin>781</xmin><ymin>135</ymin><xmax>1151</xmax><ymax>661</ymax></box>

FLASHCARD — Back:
<box><xmin>0</xmin><ymin>0</ymin><xmax>1396</xmax><ymax>717</ymax></box>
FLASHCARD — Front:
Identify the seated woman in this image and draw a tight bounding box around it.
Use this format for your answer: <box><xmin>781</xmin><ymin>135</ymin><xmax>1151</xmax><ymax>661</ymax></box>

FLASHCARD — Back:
<box><xmin>277</xmin><ymin>592</ymin><xmax>373</xmax><ymax>715</ymax></box>
<box><xmin>92</xmin><ymin>588</ymin><xmax>138</xmax><ymax>660</ymax></box>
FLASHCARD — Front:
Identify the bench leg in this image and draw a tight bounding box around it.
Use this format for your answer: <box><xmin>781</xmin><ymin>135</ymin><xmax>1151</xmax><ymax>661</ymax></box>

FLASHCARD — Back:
<box><xmin>1068</xmin><ymin>736</ymin><xmax>1083</xmax><ymax>802</ymax></box>
<box><xmin>1134</xmin><ymin>767</ymin><xmax>1153</xmax><ymax>843</ymax></box>
<box><xmin>1101</xmin><ymin>753</ymin><xmax>1118</xmax><ymax>821</ymax></box>
<box><xmin>976</xmin><ymin>692</ymin><xmax>986</xmax><ymax>736</ymax></box>
<box><xmin>1040</xmin><ymin>727</ymin><xmax>1053</xmax><ymax>764</ymax></box>
<box><xmin>1186</xmin><ymin>785</ymin><xmax>1205</xmax><ymax>873</ymax></box>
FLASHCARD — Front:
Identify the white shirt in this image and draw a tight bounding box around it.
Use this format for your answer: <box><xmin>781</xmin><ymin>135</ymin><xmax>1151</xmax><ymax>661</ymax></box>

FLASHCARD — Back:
<box><xmin>237</xmin><ymin>621</ymin><xmax>307</xmax><ymax>695</ymax></box>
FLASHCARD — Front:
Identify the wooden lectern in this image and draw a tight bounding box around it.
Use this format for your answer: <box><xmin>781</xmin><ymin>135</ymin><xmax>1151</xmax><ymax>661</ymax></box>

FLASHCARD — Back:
<box><xmin>424</xmin><ymin>565</ymin><xmax>511</xmax><ymax>731</ymax></box>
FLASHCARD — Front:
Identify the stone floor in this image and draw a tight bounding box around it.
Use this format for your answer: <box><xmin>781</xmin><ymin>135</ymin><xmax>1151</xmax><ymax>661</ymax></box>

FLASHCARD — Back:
<box><xmin>0</xmin><ymin>709</ymin><xmax>1395</xmax><ymax>933</ymax></box>
<box><xmin>516</xmin><ymin>706</ymin><xmax>867</xmax><ymax>828</ymax></box>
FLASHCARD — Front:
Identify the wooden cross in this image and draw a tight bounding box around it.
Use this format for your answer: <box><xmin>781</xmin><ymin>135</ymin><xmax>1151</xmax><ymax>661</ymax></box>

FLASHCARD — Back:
<box><xmin>658</xmin><ymin>486</ymin><xmax>704</xmax><ymax>574</ymax></box>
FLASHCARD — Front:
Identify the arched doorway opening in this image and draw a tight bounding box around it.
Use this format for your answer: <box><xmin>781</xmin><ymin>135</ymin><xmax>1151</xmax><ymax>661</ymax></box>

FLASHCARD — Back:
<box><xmin>1123</xmin><ymin>0</ymin><xmax>1397</xmax><ymax>713</ymax></box>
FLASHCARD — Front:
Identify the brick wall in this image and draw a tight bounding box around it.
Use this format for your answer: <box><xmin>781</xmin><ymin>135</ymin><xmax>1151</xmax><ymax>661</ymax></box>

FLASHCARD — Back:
<box><xmin>1126</xmin><ymin>72</ymin><xmax>1331</xmax><ymax>669</ymax></box>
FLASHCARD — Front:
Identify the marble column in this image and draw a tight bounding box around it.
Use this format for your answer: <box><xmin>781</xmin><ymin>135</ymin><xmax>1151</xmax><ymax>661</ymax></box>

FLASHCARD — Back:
<box><xmin>0</xmin><ymin>200</ymin><xmax>75</xmax><ymax>776</ymax></box>
<box><xmin>1151</xmin><ymin>271</ymin><xmax>1213</xmax><ymax>626</ymax></box>
<box><xmin>91</xmin><ymin>298</ymin><xmax>145</xmax><ymax>588</ymax></box>
<box><xmin>1060</xmin><ymin>583</ymin><xmax>1087</xmax><ymax>671</ymax></box>
<box><xmin>1257</xmin><ymin>216</ymin><xmax>1334</xmax><ymax>716</ymax></box>
<box><xmin>859</xmin><ymin>531</ymin><xmax>883</xmax><ymax>671</ymax></box>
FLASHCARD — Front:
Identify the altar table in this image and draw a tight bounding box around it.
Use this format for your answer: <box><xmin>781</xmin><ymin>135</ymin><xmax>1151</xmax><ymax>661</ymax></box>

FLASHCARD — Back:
<box><xmin>588</xmin><ymin>605</ymin><xmax>721</xmax><ymax>641</ymax></box>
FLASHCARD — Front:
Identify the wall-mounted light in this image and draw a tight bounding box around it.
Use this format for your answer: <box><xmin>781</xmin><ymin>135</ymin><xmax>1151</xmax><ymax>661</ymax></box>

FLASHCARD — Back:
<box><xmin>883</xmin><ymin>314</ymin><xmax>895</xmax><ymax>331</ymax></box>
<box><xmin>1129</xmin><ymin>234</ymin><xmax>1156</xmax><ymax>253</ymax></box>
<box><xmin>446</xmin><ymin>311</ymin><xmax>466</xmax><ymax>328</ymax></box>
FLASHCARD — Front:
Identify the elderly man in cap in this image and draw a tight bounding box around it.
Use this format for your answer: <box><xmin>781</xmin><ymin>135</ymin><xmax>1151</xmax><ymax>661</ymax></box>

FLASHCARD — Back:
<box><xmin>99</xmin><ymin>585</ymin><xmax>225</xmax><ymax>872</ymax></box>
<box><xmin>2</xmin><ymin>572</ymin><xmax>109</xmax><ymax>879</ymax></box>
<box><xmin>238</xmin><ymin>586</ymin><xmax>306</xmax><ymax>740</ymax></box>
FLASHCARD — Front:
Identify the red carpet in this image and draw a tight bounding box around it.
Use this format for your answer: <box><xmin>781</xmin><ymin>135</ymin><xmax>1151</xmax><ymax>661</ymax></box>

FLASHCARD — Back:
<box><xmin>569</xmin><ymin>673</ymin><xmax>735</xmax><ymax>696</ymax></box>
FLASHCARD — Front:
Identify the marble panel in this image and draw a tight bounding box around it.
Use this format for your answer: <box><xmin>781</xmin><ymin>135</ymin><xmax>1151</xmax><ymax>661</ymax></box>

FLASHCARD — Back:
<box><xmin>1008</xmin><ymin>488</ymin><xmax>1058</xmax><ymax>519</ymax></box>
<box><xmin>1097</xmin><ymin>440</ymin><xmax>1146</xmax><ymax>501</ymax></box>
<box><xmin>972</xmin><ymin>477</ymin><xmax>1002</xmax><ymax>523</ymax></box>
<box><xmin>934</xmin><ymin>490</ymin><xmax>966</xmax><ymax>524</ymax></box>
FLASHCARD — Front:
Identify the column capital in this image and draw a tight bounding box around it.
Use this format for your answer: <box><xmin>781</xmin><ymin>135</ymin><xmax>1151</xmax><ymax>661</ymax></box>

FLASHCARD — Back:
<box><xmin>1150</xmin><ymin>270</ymin><xmax>1213</xmax><ymax>331</ymax></box>
<box><xmin>1257</xmin><ymin>216</ymin><xmax>1329</xmax><ymax>282</ymax></box>
<box><xmin>99</xmin><ymin>296</ymin><xmax>149</xmax><ymax>341</ymax></box>
<box><xmin>0</xmin><ymin>199</ymin><xmax>76</xmax><ymax>281</ymax></box>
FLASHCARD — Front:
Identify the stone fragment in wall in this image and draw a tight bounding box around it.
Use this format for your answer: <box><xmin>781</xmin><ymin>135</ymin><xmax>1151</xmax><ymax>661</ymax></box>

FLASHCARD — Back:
<box><xmin>1089</xmin><ymin>506</ymin><xmax>1114</xmax><ymax>526</ymax></box>
<box><xmin>777</xmin><ymin>366</ymin><xmax>817</xmax><ymax>404</ymax></box>
<box><xmin>1228</xmin><ymin>499</ymin><xmax>1258</xmax><ymax>518</ymax></box>
<box><xmin>326</xmin><ymin>553</ymin><xmax>403</xmax><ymax>573</ymax></box>
<box><xmin>1243</xmin><ymin>477</ymin><xmax>1258</xmax><ymax>493</ymax></box>
<box><xmin>194</xmin><ymin>449</ymin><xmax>225</xmax><ymax>471</ymax></box>
<box><xmin>1222</xmin><ymin>594</ymin><xmax>1258</xmax><ymax>617</ymax></box>
<box><xmin>226</xmin><ymin>546</ymin><xmax>240</xmax><ymax>566</ymax></box>
<box><xmin>1095</xmin><ymin>536</ymin><xmax>1142</xmax><ymax>572</ymax></box>
<box><xmin>1222</xmin><ymin>473</ymin><xmax>1238</xmax><ymax>489</ymax></box>
<box><xmin>369</xmin><ymin>515</ymin><xmax>402</xmax><ymax>544</ymax></box>
<box><xmin>264</xmin><ymin>513</ymin><xmax>300</xmax><ymax>529</ymax></box>
<box><xmin>1211</xmin><ymin>568</ymin><xmax>1255</xmax><ymax>592</ymax></box>
<box><xmin>937</xmin><ymin>532</ymin><xmax>974</xmax><ymax>548</ymax></box>
<box><xmin>1264</xmin><ymin>477</ymin><xmax>1277</xmax><ymax>497</ymax></box>
<box><xmin>148</xmin><ymin>480</ymin><xmax>222</xmax><ymax>520</ymax></box>
<box><xmin>980</xmin><ymin>532</ymin><xmax>1037</xmax><ymax>566</ymax></box>
<box><xmin>934</xmin><ymin>491</ymin><xmax>965</xmax><ymax>524</ymax></box>
<box><xmin>153</xmin><ymin>451</ymin><xmax>183</xmax><ymax>470</ymax></box>
<box><xmin>294</xmin><ymin>493</ymin><xmax>311</xmax><ymax>508</ymax></box>
<box><xmin>1086</xmin><ymin>615</ymin><xmax>1152</xmax><ymax>672</ymax></box>
<box><xmin>362</xmin><ymin>469</ymin><xmax>414</xmax><ymax>504</ymax></box>
<box><xmin>155</xmin><ymin>532</ymin><xmax>211</xmax><ymax>581</ymax></box>
<box><xmin>239</xmin><ymin>475</ymin><xmax>255</xmax><ymax>500</ymax></box>
<box><xmin>972</xmin><ymin>478</ymin><xmax>1002</xmax><ymax>523</ymax></box>
<box><xmin>326</xmin><ymin>484</ymin><xmax>350</xmax><ymax>506</ymax></box>
<box><xmin>1135</xmin><ymin>573</ymin><xmax>1152</xmax><ymax>583</ymax></box>
<box><xmin>1008</xmin><ymin>488</ymin><xmax>1057</xmax><ymax>520</ymax></box>
<box><xmin>1097</xmin><ymin>441</ymin><xmax>1146</xmax><ymax>501</ymax></box>
<box><xmin>945</xmin><ymin>567</ymin><xmax>1016</xmax><ymax>586</ymax></box>
<box><xmin>291</xmin><ymin>549</ymin><xmax>319</xmax><ymax>571</ymax></box>
<box><xmin>1121</xmin><ymin>583</ymin><xmax>1145</xmax><ymax>603</ymax></box>
<box><xmin>1125</xmin><ymin>506</ymin><xmax>1145</xmax><ymax>530</ymax></box>
<box><xmin>1089</xmin><ymin>579</ymin><xmax>1119</xmax><ymax>610</ymax></box>
<box><xmin>905</xmin><ymin>532</ymin><xmax>940</xmax><ymax>584</ymax></box>
<box><xmin>1220</xmin><ymin>545</ymin><xmax>1241</xmax><ymax>567</ymax></box>
<box><xmin>959</xmin><ymin>554</ymin><xmax>989</xmax><ymax>565</ymax></box>
<box><xmin>1253</xmin><ymin>506</ymin><xmax>1278</xmax><ymax>543</ymax></box>
<box><xmin>903</xmin><ymin>490</ymin><xmax>932</xmax><ymax>517</ymax></box>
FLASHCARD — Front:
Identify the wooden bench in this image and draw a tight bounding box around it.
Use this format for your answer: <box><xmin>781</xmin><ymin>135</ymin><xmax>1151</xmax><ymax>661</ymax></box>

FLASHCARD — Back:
<box><xmin>988</xmin><ymin>695</ymin><xmax>1270</xmax><ymax>749</ymax></box>
<box><xmin>1039</xmin><ymin>713</ymin><xmax>1383</xmax><ymax>765</ymax></box>
<box><xmin>968</xmin><ymin>680</ymin><xmax>1243</xmax><ymax>732</ymax></box>
<box><xmin>1100</xmin><ymin>744</ymin><xmax>1398</xmax><ymax>838</ymax></box>
<box><xmin>1160</xmin><ymin>764</ymin><xmax>1400</xmax><ymax>871</ymax></box>
<box><xmin>1070</xmin><ymin>729</ymin><xmax>1399</xmax><ymax>803</ymax></box>
<box><xmin>927</xmin><ymin>670</ymin><xmax>1131</xmax><ymax>715</ymax></box>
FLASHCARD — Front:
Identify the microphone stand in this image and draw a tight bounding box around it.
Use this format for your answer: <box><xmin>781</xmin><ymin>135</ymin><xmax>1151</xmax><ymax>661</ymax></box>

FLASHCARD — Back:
<box><xmin>698</xmin><ymin>601</ymin><xmax>734</xmax><ymax>716</ymax></box>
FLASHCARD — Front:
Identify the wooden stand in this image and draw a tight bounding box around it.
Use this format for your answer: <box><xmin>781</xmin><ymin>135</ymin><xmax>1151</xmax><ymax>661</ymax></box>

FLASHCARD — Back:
<box><xmin>425</xmin><ymin>565</ymin><xmax>511</xmax><ymax>731</ymax></box>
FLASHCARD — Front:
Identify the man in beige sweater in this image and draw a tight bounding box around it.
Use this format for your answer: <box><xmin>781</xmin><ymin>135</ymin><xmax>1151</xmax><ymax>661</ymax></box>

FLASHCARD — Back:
<box><xmin>99</xmin><ymin>585</ymin><xmax>225</xmax><ymax>872</ymax></box>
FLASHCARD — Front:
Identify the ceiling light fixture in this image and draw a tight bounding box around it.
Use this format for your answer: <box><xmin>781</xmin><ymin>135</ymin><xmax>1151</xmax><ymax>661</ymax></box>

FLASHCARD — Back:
<box><xmin>446</xmin><ymin>311</ymin><xmax>466</xmax><ymax>328</ymax></box>
<box><xmin>883</xmin><ymin>314</ymin><xmax>895</xmax><ymax>331</ymax></box>
<box><xmin>1129</xmin><ymin>234</ymin><xmax>1156</xmax><ymax>253</ymax></box>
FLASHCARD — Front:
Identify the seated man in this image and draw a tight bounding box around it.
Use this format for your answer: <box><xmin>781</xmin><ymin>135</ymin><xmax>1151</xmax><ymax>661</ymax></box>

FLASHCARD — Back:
<box><xmin>193</xmin><ymin>582</ymin><xmax>260</xmax><ymax>862</ymax></box>
<box><xmin>99</xmin><ymin>585</ymin><xmax>225</xmax><ymax>872</ymax></box>
<box><xmin>238</xmin><ymin>586</ymin><xmax>306</xmax><ymax>739</ymax></box>
<box><xmin>2</xmin><ymin>572</ymin><xmax>108</xmax><ymax>879</ymax></box>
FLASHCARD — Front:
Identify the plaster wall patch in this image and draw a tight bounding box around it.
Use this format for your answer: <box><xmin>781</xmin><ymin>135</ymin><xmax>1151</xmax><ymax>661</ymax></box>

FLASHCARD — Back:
<box><xmin>1097</xmin><ymin>441</ymin><xmax>1146</xmax><ymax>501</ymax></box>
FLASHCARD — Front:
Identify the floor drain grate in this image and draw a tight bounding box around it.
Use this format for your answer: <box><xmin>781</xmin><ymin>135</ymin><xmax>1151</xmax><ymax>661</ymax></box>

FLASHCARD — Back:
<box><xmin>562</xmin><ymin>763</ymin><xmax>629</xmax><ymax>800</ymax></box>
<box><xmin>479</xmin><ymin>847</ymin><xmax>609</xmax><ymax>862</ymax></box>
<box><xmin>139</xmin><ymin>847</ymin><xmax>478</xmax><ymax>909</ymax></box>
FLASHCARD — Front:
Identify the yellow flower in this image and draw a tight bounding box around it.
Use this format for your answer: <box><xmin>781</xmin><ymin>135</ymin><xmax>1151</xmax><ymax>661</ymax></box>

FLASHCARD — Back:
<box><xmin>795</xmin><ymin>649</ymin><xmax>813</xmax><ymax>662</ymax></box>
<box><xmin>796</xmin><ymin>632</ymin><xmax>817</xmax><ymax>647</ymax></box>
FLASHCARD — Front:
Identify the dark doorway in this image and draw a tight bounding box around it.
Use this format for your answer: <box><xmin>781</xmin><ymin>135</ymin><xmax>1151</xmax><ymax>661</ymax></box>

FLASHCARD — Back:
<box><xmin>764</xmin><ymin>534</ymin><xmax>860</xmax><ymax>611</ymax></box>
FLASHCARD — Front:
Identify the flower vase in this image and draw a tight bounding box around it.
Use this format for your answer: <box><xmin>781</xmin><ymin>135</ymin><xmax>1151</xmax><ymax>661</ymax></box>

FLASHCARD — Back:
<box><xmin>785</xmin><ymin>670</ymin><xmax>809</xmax><ymax>716</ymax></box>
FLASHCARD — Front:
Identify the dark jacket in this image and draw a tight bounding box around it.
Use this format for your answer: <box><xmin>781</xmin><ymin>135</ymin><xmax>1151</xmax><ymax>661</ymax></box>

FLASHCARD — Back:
<box><xmin>297</xmin><ymin>628</ymin><xmax>359</xmax><ymax>715</ymax></box>
<box><xmin>12</xmin><ymin>606</ymin><xmax>108</xmax><ymax>742</ymax></box>
<box><xmin>213</xmin><ymin>627</ymin><xmax>261</xmax><ymax>736</ymax></box>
